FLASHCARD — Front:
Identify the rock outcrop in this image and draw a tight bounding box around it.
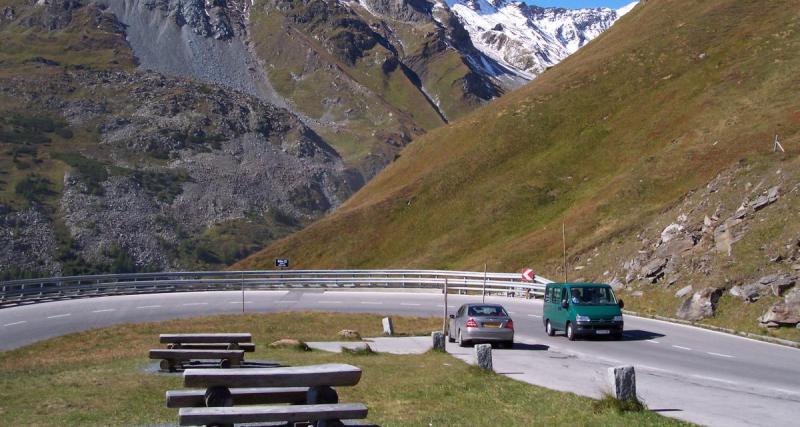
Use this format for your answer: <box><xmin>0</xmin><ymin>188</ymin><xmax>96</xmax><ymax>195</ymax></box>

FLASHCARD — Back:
<box><xmin>676</xmin><ymin>287</ymin><xmax>723</xmax><ymax>321</ymax></box>
<box><xmin>760</xmin><ymin>288</ymin><xmax>800</xmax><ymax>328</ymax></box>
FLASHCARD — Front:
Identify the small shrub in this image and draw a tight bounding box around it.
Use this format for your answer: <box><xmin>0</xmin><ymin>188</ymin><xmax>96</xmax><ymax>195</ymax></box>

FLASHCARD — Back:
<box><xmin>52</xmin><ymin>153</ymin><xmax>108</xmax><ymax>196</ymax></box>
<box><xmin>14</xmin><ymin>174</ymin><xmax>53</xmax><ymax>203</ymax></box>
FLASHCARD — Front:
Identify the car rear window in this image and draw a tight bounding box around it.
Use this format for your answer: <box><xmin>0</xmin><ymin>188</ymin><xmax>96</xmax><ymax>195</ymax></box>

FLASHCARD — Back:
<box><xmin>467</xmin><ymin>305</ymin><xmax>508</xmax><ymax>316</ymax></box>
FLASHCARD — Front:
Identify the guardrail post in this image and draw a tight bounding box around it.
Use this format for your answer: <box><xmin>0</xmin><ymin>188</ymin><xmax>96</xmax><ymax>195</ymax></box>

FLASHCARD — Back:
<box><xmin>442</xmin><ymin>278</ymin><xmax>448</xmax><ymax>334</ymax></box>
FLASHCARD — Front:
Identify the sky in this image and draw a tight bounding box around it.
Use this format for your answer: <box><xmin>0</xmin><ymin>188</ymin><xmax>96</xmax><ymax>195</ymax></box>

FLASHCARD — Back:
<box><xmin>527</xmin><ymin>1</ymin><xmax>634</xmax><ymax>9</ymax></box>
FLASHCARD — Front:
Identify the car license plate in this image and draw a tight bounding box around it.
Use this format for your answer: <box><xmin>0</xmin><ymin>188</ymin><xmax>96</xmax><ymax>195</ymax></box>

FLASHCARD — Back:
<box><xmin>596</xmin><ymin>330</ymin><xmax>610</xmax><ymax>335</ymax></box>
<box><xmin>483</xmin><ymin>322</ymin><xmax>501</xmax><ymax>328</ymax></box>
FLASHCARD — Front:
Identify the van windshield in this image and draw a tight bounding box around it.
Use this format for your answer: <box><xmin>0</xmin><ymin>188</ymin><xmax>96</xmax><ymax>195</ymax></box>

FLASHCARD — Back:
<box><xmin>568</xmin><ymin>287</ymin><xmax>617</xmax><ymax>305</ymax></box>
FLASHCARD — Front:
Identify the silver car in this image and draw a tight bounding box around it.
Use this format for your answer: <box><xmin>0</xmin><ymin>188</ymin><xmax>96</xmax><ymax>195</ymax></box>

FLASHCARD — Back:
<box><xmin>448</xmin><ymin>303</ymin><xmax>514</xmax><ymax>348</ymax></box>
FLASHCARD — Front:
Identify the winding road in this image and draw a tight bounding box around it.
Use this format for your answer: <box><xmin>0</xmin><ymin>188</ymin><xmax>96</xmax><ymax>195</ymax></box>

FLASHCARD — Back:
<box><xmin>1</xmin><ymin>289</ymin><xmax>798</xmax><ymax>426</ymax></box>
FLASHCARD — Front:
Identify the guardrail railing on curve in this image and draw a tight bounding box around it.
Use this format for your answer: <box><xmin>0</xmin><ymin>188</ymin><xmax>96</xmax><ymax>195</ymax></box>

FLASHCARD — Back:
<box><xmin>0</xmin><ymin>270</ymin><xmax>554</xmax><ymax>308</ymax></box>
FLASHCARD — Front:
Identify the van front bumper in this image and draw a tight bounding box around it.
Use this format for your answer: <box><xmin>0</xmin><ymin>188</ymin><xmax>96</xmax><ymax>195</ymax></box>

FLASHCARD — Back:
<box><xmin>574</xmin><ymin>321</ymin><xmax>623</xmax><ymax>336</ymax></box>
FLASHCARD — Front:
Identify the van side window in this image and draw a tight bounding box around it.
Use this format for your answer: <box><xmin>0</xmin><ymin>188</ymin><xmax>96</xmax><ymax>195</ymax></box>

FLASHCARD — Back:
<box><xmin>544</xmin><ymin>287</ymin><xmax>551</xmax><ymax>303</ymax></box>
<box><xmin>553</xmin><ymin>287</ymin><xmax>562</xmax><ymax>303</ymax></box>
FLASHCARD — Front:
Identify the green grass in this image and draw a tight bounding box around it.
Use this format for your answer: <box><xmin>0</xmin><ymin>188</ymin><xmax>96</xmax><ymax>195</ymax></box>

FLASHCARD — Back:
<box><xmin>0</xmin><ymin>312</ymin><xmax>689</xmax><ymax>426</ymax></box>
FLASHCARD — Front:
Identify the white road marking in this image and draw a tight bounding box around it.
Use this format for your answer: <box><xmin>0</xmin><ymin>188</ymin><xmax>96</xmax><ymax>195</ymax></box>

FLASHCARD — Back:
<box><xmin>3</xmin><ymin>321</ymin><xmax>26</xmax><ymax>327</ymax></box>
<box><xmin>400</xmin><ymin>303</ymin><xmax>421</xmax><ymax>306</ymax></box>
<box><xmin>137</xmin><ymin>305</ymin><xmax>161</xmax><ymax>309</ymax></box>
<box><xmin>647</xmin><ymin>340</ymin><xmax>660</xmax><ymax>344</ymax></box>
<box><xmin>707</xmin><ymin>352</ymin><xmax>735</xmax><ymax>358</ymax></box>
<box><xmin>46</xmin><ymin>314</ymin><xmax>71</xmax><ymax>319</ymax></box>
<box><xmin>527</xmin><ymin>314</ymin><xmax>542</xmax><ymax>318</ymax></box>
<box><xmin>507</xmin><ymin>311</ymin><xmax>516</xmax><ymax>315</ymax></box>
<box><xmin>672</xmin><ymin>345</ymin><xmax>691</xmax><ymax>351</ymax></box>
<box><xmin>91</xmin><ymin>309</ymin><xmax>115</xmax><ymax>313</ymax></box>
<box><xmin>278</xmin><ymin>301</ymin><xmax>299</xmax><ymax>304</ymax></box>
<box><xmin>228</xmin><ymin>301</ymin><xmax>253</xmax><ymax>304</ymax></box>
<box><xmin>360</xmin><ymin>302</ymin><xmax>382</xmax><ymax>305</ymax></box>
<box><xmin>182</xmin><ymin>303</ymin><xmax>208</xmax><ymax>306</ymax></box>
<box><xmin>319</xmin><ymin>301</ymin><xmax>342</xmax><ymax>304</ymax></box>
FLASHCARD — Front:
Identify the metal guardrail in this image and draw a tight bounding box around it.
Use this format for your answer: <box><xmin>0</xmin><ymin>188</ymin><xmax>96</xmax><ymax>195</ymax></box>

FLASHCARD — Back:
<box><xmin>0</xmin><ymin>270</ymin><xmax>553</xmax><ymax>308</ymax></box>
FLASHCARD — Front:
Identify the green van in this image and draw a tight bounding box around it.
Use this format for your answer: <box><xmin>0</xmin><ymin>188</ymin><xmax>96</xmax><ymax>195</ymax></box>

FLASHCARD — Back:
<box><xmin>543</xmin><ymin>283</ymin><xmax>624</xmax><ymax>341</ymax></box>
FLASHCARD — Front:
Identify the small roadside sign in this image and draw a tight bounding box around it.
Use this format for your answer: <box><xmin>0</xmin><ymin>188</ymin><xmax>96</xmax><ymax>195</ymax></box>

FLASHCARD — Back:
<box><xmin>275</xmin><ymin>259</ymin><xmax>289</xmax><ymax>268</ymax></box>
<box><xmin>521</xmin><ymin>268</ymin><xmax>535</xmax><ymax>282</ymax></box>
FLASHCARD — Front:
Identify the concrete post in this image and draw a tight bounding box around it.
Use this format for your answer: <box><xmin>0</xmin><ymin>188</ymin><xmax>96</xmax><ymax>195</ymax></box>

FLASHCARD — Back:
<box><xmin>475</xmin><ymin>344</ymin><xmax>493</xmax><ymax>371</ymax></box>
<box><xmin>608</xmin><ymin>365</ymin><xmax>637</xmax><ymax>401</ymax></box>
<box><xmin>382</xmin><ymin>317</ymin><xmax>394</xmax><ymax>336</ymax></box>
<box><xmin>432</xmin><ymin>331</ymin><xmax>446</xmax><ymax>352</ymax></box>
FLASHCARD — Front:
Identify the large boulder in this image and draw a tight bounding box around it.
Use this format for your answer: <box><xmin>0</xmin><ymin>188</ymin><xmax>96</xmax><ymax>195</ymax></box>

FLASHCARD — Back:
<box><xmin>731</xmin><ymin>273</ymin><xmax>796</xmax><ymax>301</ymax></box>
<box><xmin>676</xmin><ymin>287</ymin><xmax>723</xmax><ymax>321</ymax></box>
<box><xmin>641</xmin><ymin>257</ymin><xmax>668</xmax><ymax>281</ymax></box>
<box><xmin>751</xmin><ymin>186</ymin><xmax>780</xmax><ymax>211</ymax></box>
<box><xmin>759</xmin><ymin>288</ymin><xmax>800</xmax><ymax>328</ymax></box>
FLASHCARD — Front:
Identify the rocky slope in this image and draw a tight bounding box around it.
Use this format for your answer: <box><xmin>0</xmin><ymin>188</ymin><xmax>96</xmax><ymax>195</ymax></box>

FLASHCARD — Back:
<box><xmin>0</xmin><ymin>0</ymin><xmax>351</xmax><ymax>276</ymax></box>
<box><xmin>237</xmin><ymin>0</ymin><xmax>800</xmax><ymax>339</ymax></box>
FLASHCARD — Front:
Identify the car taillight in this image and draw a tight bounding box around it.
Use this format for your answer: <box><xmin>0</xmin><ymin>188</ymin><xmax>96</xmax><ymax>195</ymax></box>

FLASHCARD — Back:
<box><xmin>465</xmin><ymin>318</ymin><xmax>478</xmax><ymax>328</ymax></box>
<box><xmin>505</xmin><ymin>319</ymin><xmax>514</xmax><ymax>330</ymax></box>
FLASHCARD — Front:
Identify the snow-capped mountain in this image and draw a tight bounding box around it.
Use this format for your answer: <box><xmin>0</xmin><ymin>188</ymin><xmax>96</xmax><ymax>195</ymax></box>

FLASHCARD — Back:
<box><xmin>444</xmin><ymin>0</ymin><xmax>637</xmax><ymax>77</ymax></box>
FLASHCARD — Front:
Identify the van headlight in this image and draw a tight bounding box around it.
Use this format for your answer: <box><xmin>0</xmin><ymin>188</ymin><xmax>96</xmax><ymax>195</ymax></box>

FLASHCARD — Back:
<box><xmin>613</xmin><ymin>315</ymin><xmax>623</xmax><ymax>322</ymax></box>
<box><xmin>576</xmin><ymin>315</ymin><xmax>591</xmax><ymax>323</ymax></box>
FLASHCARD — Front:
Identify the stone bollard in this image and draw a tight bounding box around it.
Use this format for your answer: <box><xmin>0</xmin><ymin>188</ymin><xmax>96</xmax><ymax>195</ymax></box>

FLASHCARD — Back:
<box><xmin>382</xmin><ymin>317</ymin><xmax>394</xmax><ymax>336</ymax></box>
<box><xmin>475</xmin><ymin>344</ymin><xmax>493</xmax><ymax>371</ymax></box>
<box><xmin>608</xmin><ymin>365</ymin><xmax>636</xmax><ymax>401</ymax></box>
<box><xmin>432</xmin><ymin>331</ymin><xmax>446</xmax><ymax>351</ymax></box>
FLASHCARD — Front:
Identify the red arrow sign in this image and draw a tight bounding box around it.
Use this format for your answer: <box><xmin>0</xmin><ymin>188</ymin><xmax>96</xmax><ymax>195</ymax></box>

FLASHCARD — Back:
<box><xmin>521</xmin><ymin>268</ymin><xmax>535</xmax><ymax>282</ymax></box>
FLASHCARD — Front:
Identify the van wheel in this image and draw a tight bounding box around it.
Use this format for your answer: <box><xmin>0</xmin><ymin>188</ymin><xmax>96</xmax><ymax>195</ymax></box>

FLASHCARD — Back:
<box><xmin>545</xmin><ymin>320</ymin><xmax>555</xmax><ymax>336</ymax></box>
<box><xmin>566</xmin><ymin>322</ymin><xmax>576</xmax><ymax>341</ymax></box>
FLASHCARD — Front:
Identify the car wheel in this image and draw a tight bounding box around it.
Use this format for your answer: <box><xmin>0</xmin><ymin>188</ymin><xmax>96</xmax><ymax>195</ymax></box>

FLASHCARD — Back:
<box><xmin>566</xmin><ymin>322</ymin><xmax>576</xmax><ymax>341</ymax></box>
<box><xmin>458</xmin><ymin>330</ymin><xmax>469</xmax><ymax>348</ymax></box>
<box><xmin>545</xmin><ymin>320</ymin><xmax>555</xmax><ymax>336</ymax></box>
<box><xmin>448</xmin><ymin>329</ymin><xmax>455</xmax><ymax>343</ymax></box>
<box><xmin>505</xmin><ymin>340</ymin><xmax>514</xmax><ymax>349</ymax></box>
<box><xmin>612</xmin><ymin>332</ymin><xmax>623</xmax><ymax>341</ymax></box>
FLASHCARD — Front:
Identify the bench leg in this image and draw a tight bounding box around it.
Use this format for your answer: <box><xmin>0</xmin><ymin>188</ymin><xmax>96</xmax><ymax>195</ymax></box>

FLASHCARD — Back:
<box><xmin>306</xmin><ymin>386</ymin><xmax>338</xmax><ymax>404</ymax></box>
<box><xmin>160</xmin><ymin>359</ymin><xmax>178</xmax><ymax>372</ymax></box>
<box><xmin>204</xmin><ymin>385</ymin><xmax>233</xmax><ymax>407</ymax></box>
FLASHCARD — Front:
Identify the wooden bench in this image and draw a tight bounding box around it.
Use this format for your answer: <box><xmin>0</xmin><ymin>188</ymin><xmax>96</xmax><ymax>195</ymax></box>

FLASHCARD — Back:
<box><xmin>172</xmin><ymin>364</ymin><xmax>367</xmax><ymax>427</ymax></box>
<box><xmin>160</xmin><ymin>333</ymin><xmax>254</xmax><ymax>350</ymax></box>
<box><xmin>150</xmin><ymin>349</ymin><xmax>245</xmax><ymax>372</ymax></box>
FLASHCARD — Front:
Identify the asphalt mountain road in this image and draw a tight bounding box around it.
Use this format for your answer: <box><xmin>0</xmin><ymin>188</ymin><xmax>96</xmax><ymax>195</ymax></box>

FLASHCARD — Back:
<box><xmin>1</xmin><ymin>290</ymin><xmax>798</xmax><ymax>426</ymax></box>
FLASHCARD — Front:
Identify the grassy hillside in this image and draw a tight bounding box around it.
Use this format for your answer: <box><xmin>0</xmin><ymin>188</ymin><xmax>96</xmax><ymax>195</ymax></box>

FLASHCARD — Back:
<box><xmin>237</xmin><ymin>1</ymin><xmax>800</xmax><ymax>335</ymax></box>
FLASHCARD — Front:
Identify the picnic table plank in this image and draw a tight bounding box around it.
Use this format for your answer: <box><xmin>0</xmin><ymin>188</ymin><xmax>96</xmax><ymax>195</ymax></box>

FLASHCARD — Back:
<box><xmin>172</xmin><ymin>343</ymin><xmax>256</xmax><ymax>352</ymax></box>
<box><xmin>166</xmin><ymin>387</ymin><xmax>309</xmax><ymax>407</ymax></box>
<box><xmin>149</xmin><ymin>349</ymin><xmax>245</xmax><ymax>361</ymax></box>
<box><xmin>183</xmin><ymin>364</ymin><xmax>362</xmax><ymax>388</ymax></box>
<box><xmin>178</xmin><ymin>403</ymin><xmax>368</xmax><ymax>425</ymax></box>
<box><xmin>160</xmin><ymin>333</ymin><xmax>252</xmax><ymax>344</ymax></box>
